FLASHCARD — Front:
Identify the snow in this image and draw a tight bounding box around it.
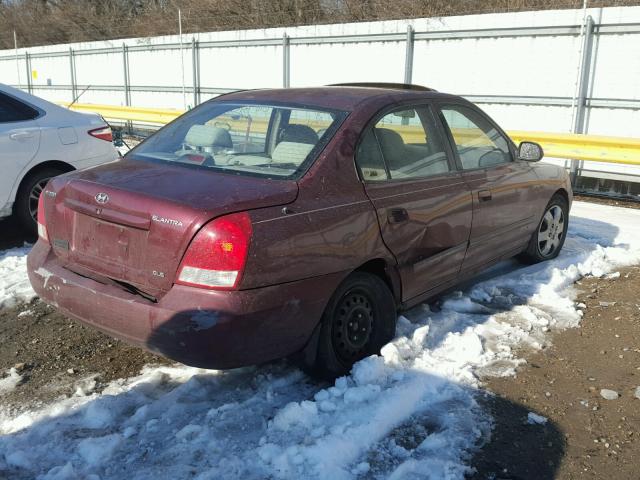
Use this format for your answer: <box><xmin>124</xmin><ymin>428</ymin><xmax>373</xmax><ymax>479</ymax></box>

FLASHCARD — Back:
<box><xmin>0</xmin><ymin>369</ymin><xmax>22</xmax><ymax>395</ymax></box>
<box><xmin>0</xmin><ymin>246</ymin><xmax>36</xmax><ymax>308</ymax></box>
<box><xmin>527</xmin><ymin>412</ymin><xmax>548</xmax><ymax>425</ymax></box>
<box><xmin>0</xmin><ymin>201</ymin><xmax>639</xmax><ymax>479</ymax></box>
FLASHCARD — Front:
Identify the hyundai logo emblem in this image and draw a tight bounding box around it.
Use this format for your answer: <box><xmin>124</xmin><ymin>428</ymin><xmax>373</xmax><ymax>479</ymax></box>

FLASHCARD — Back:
<box><xmin>95</xmin><ymin>192</ymin><xmax>109</xmax><ymax>204</ymax></box>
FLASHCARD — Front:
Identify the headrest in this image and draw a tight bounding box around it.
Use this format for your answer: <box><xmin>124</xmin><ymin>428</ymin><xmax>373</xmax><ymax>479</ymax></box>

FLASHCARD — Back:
<box><xmin>271</xmin><ymin>141</ymin><xmax>314</xmax><ymax>165</ymax></box>
<box><xmin>185</xmin><ymin>125</ymin><xmax>233</xmax><ymax>149</ymax></box>
<box><xmin>279</xmin><ymin>124</ymin><xmax>319</xmax><ymax>145</ymax></box>
<box><xmin>375</xmin><ymin>128</ymin><xmax>405</xmax><ymax>149</ymax></box>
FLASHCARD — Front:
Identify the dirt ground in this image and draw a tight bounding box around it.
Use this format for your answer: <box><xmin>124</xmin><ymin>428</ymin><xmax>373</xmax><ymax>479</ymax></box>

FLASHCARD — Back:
<box><xmin>573</xmin><ymin>194</ymin><xmax>640</xmax><ymax>210</ymax></box>
<box><xmin>0</xmin><ymin>300</ymin><xmax>169</xmax><ymax>416</ymax></box>
<box><xmin>471</xmin><ymin>265</ymin><xmax>640</xmax><ymax>480</ymax></box>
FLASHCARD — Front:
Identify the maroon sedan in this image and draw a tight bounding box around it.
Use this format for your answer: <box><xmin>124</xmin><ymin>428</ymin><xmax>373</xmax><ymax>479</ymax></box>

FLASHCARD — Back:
<box><xmin>28</xmin><ymin>84</ymin><xmax>571</xmax><ymax>378</ymax></box>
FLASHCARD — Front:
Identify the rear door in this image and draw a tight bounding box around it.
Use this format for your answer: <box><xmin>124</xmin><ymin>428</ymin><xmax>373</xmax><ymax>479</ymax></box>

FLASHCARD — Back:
<box><xmin>437</xmin><ymin>103</ymin><xmax>540</xmax><ymax>274</ymax></box>
<box><xmin>0</xmin><ymin>91</ymin><xmax>41</xmax><ymax>210</ymax></box>
<box><xmin>357</xmin><ymin>104</ymin><xmax>472</xmax><ymax>303</ymax></box>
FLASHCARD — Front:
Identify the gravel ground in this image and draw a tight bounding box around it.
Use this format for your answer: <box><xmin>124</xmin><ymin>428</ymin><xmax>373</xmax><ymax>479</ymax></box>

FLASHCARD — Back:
<box><xmin>574</xmin><ymin>194</ymin><xmax>640</xmax><ymax>210</ymax></box>
<box><xmin>0</xmin><ymin>300</ymin><xmax>170</xmax><ymax>417</ymax></box>
<box><xmin>471</xmin><ymin>265</ymin><xmax>640</xmax><ymax>479</ymax></box>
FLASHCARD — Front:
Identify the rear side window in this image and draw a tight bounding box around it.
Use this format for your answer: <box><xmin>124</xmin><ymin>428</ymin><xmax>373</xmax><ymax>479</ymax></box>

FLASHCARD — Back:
<box><xmin>129</xmin><ymin>102</ymin><xmax>347</xmax><ymax>180</ymax></box>
<box><xmin>440</xmin><ymin>105</ymin><xmax>512</xmax><ymax>169</ymax></box>
<box><xmin>356</xmin><ymin>106</ymin><xmax>452</xmax><ymax>181</ymax></box>
<box><xmin>0</xmin><ymin>92</ymin><xmax>39</xmax><ymax>123</ymax></box>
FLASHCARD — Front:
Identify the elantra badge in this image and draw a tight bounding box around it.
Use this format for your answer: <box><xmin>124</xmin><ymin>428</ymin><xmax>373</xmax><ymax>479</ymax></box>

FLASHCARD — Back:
<box><xmin>152</xmin><ymin>214</ymin><xmax>183</xmax><ymax>227</ymax></box>
<box><xmin>95</xmin><ymin>192</ymin><xmax>109</xmax><ymax>204</ymax></box>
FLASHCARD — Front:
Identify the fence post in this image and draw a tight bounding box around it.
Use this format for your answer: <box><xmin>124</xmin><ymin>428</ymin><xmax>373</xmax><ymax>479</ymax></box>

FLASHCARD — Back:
<box><xmin>122</xmin><ymin>43</ymin><xmax>132</xmax><ymax>134</ymax></box>
<box><xmin>69</xmin><ymin>47</ymin><xmax>77</xmax><ymax>102</ymax></box>
<box><xmin>283</xmin><ymin>33</ymin><xmax>290</xmax><ymax>88</ymax></box>
<box><xmin>570</xmin><ymin>15</ymin><xmax>595</xmax><ymax>186</ymax></box>
<box><xmin>25</xmin><ymin>52</ymin><xmax>32</xmax><ymax>94</ymax></box>
<box><xmin>192</xmin><ymin>38</ymin><xmax>200</xmax><ymax>106</ymax></box>
<box><xmin>404</xmin><ymin>25</ymin><xmax>414</xmax><ymax>85</ymax></box>
<box><xmin>122</xmin><ymin>43</ymin><xmax>131</xmax><ymax>106</ymax></box>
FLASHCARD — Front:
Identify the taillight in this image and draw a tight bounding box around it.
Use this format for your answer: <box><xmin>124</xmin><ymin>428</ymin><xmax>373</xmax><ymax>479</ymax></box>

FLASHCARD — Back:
<box><xmin>88</xmin><ymin>126</ymin><xmax>113</xmax><ymax>142</ymax></box>
<box><xmin>37</xmin><ymin>193</ymin><xmax>48</xmax><ymax>242</ymax></box>
<box><xmin>176</xmin><ymin>212</ymin><xmax>252</xmax><ymax>290</ymax></box>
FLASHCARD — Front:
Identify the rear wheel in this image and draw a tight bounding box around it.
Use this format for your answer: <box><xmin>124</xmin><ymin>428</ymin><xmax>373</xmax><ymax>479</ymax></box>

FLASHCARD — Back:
<box><xmin>305</xmin><ymin>272</ymin><xmax>397</xmax><ymax>379</ymax></box>
<box><xmin>519</xmin><ymin>193</ymin><xmax>569</xmax><ymax>263</ymax></box>
<box><xmin>15</xmin><ymin>167</ymin><xmax>65</xmax><ymax>234</ymax></box>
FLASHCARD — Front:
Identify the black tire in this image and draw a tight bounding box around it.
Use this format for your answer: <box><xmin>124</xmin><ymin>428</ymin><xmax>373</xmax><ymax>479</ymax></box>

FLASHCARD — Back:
<box><xmin>15</xmin><ymin>167</ymin><xmax>65</xmax><ymax>234</ymax></box>
<box><xmin>518</xmin><ymin>193</ymin><xmax>569</xmax><ymax>264</ymax></box>
<box><xmin>304</xmin><ymin>272</ymin><xmax>397</xmax><ymax>379</ymax></box>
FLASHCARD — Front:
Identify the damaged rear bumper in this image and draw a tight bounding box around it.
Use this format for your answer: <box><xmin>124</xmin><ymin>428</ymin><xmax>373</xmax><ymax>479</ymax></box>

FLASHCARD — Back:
<box><xmin>27</xmin><ymin>240</ymin><xmax>342</xmax><ymax>369</ymax></box>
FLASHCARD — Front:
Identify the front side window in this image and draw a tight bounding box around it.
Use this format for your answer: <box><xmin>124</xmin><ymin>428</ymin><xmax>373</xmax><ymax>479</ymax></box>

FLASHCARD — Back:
<box><xmin>129</xmin><ymin>102</ymin><xmax>347</xmax><ymax>179</ymax></box>
<box><xmin>356</xmin><ymin>106</ymin><xmax>451</xmax><ymax>181</ymax></box>
<box><xmin>440</xmin><ymin>105</ymin><xmax>512</xmax><ymax>170</ymax></box>
<box><xmin>0</xmin><ymin>93</ymin><xmax>39</xmax><ymax>123</ymax></box>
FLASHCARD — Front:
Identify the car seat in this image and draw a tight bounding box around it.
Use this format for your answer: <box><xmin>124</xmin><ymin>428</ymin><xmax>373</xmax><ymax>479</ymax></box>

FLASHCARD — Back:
<box><xmin>271</xmin><ymin>141</ymin><xmax>314</xmax><ymax>166</ymax></box>
<box><xmin>182</xmin><ymin>125</ymin><xmax>233</xmax><ymax>154</ymax></box>
<box><xmin>279</xmin><ymin>124</ymin><xmax>319</xmax><ymax>145</ymax></box>
<box><xmin>374</xmin><ymin>128</ymin><xmax>408</xmax><ymax>170</ymax></box>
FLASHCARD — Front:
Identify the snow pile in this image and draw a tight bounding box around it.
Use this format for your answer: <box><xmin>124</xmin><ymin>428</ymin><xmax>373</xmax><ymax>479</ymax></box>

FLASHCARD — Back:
<box><xmin>0</xmin><ymin>201</ymin><xmax>639</xmax><ymax>479</ymax></box>
<box><xmin>527</xmin><ymin>412</ymin><xmax>548</xmax><ymax>425</ymax></box>
<box><xmin>0</xmin><ymin>369</ymin><xmax>22</xmax><ymax>396</ymax></box>
<box><xmin>0</xmin><ymin>246</ymin><xmax>35</xmax><ymax>308</ymax></box>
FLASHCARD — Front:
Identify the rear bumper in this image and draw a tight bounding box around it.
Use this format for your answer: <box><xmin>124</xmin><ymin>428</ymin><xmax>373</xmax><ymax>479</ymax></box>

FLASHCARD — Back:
<box><xmin>27</xmin><ymin>241</ymin><xmax>344</xmax><ymax>369</ymax></box>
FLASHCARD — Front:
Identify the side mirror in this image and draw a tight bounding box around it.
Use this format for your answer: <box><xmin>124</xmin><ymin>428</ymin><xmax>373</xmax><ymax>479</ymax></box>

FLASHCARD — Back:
<box><xmin>518</xmin><ymin>141</ymin><xmax>544</xmax><ymax>162</ymax></box>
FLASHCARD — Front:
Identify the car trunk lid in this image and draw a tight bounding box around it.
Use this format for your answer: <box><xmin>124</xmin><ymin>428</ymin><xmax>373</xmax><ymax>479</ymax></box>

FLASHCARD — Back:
<box><xmin>46</xmin><ymin>159</ymin><xmax>298</xmax><ymax>296</ymax></box>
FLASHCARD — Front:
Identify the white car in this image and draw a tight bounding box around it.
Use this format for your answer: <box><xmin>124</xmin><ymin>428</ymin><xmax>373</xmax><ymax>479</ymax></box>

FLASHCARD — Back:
<box><xmin>0</xmin><ymin>84</ymin><xmax>118</xmax><ymax>232</ymax></box>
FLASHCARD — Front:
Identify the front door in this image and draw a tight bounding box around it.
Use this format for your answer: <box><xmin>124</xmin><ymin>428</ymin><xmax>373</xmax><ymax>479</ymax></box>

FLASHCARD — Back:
<box><xmin>438</xmin><ymin>103</ymin><xmax>540</xmax><ymax>274</ymax></box>
<box><xmin>357</xmin><ymin>104</ymin><xmax>473</xmax><ymax>303</ymax></box>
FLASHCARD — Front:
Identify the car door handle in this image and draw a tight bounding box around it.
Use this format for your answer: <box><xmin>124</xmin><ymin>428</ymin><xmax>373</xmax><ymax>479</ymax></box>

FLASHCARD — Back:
<box><xmin>388</xmin><ymin>208</ymin><xmax>409</xmax><ymax>224</ymax></box>
<box><xmin>10</xmin><ymin>131</ymin><xmax>35</xmax><ymax>141</ymax></box>
<box><xmin>478</xmin><ymin>190</ymin><xmax>492</xmax><ymax>201</ymax></box>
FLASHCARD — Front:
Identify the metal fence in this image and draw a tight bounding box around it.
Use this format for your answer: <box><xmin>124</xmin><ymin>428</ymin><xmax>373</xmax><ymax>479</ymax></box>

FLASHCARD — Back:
<box><xmin>6</xmin><ymin>21</ymin><xmax>640</xmax><ymax>109</ymax></box>
<box><xmin>2</xmin><ymin>13</ymin><xmax>640</xmax><ymax>196</ymax></box>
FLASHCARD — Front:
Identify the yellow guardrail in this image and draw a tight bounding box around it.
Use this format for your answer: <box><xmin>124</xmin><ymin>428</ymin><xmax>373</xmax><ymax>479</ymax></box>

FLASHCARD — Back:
<box><xmin>62</xmin><ymin>102</ymin><xmax>183</xmax><ymax>125</ymax></box>
<box><xmin>61</xmin><ymin>102</ymin><xmax>640</xmax><ymax>166</ymax></box>
<box><xmin>508</xmin><ymin>131</ymin><xmax>640</xmax><ymax>166</ymax></box>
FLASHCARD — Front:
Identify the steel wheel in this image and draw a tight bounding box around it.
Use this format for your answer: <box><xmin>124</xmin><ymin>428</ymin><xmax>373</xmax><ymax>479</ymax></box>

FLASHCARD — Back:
<box><xmin>303</xmin><ymin>272</ymin><xmax>397</xmax><ymax>379</ymax></box>
<box><xmin>537</xmin><ymin>204</ymin><xmax>565</xmax><ymax>257</ymax></box>
<box><xmin>331</xmin><ymin>289</ymin><xmax>375</xmax><ymax>363</ymax></box>
<box><xmin>28</xmin><ymin>177</ymin><xmax>51</xmax><ymax>223</ymax></box>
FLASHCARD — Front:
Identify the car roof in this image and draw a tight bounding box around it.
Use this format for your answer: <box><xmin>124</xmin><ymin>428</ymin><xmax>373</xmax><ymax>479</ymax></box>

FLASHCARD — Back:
<box><xmin>0</xmin><ymin>82</ymin><xmax>65</xmax><ymax>113</ymax></box>
<box><xmin>217</xmin><ymin>85</ymin><xmax>461</xmax><ymax>111</ymax></box>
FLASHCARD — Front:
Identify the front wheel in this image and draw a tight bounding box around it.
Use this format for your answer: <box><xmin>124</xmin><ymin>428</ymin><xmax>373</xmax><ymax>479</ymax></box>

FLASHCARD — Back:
<box><xmin>304</xmin><ymin>272</ymin><xmax>397</xmax><ymax>379</ymax></box>
<box><xmin>518</xmin><ymin>193</ymin><xmax>569</xmax><ymax>264</ymax></box>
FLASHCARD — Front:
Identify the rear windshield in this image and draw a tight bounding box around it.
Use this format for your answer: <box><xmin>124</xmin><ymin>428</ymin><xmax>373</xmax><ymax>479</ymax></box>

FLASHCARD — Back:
<box><xmin>128</xmin><ymin>101</ymin><xmax>348</xmax><ymax>179</ymax></box>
